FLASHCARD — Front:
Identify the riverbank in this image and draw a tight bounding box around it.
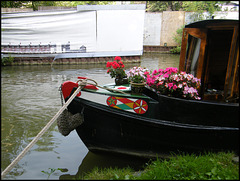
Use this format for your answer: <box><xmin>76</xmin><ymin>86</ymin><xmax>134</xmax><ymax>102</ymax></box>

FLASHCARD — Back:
<box><xmin>1</xmin><ymin>55</ymin><xmax>141</xmax><ymax>66</ymax></box>
<box><xmin>81</xmin><ymin>152</ymin><xmax>239</xmax><ymax>180</ymax></box>
<box><xmin>1</xmin><ymin>46</ymin><xmax>176</xmax><ymax>66</ymax></box>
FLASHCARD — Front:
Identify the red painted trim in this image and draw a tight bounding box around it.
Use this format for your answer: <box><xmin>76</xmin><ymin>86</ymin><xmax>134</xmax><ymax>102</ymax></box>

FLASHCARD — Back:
<box><xmin>61</xmin><ymin>81</ymin><xmax>81</xmax><ymax>99</ymax></box>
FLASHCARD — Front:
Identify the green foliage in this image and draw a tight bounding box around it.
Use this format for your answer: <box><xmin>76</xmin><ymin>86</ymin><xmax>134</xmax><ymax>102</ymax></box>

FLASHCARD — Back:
<box><xmin>83</xmin><ymin>167</ymin><xmax>134</xmax><ymax>180</ymax></box>
<box><xmin>170</xmin><ymin>25</ymin><xmax>184</xmax><ymax>54</ymax></box>
<box><xmin>146</xmin><ymin>1</ymin><xmax>230</xmax><ymax>14</ymax></box>
<box><xmin>1</xmin><ymin>1</ymin><xmax>27</xmax><ymax>8</ymax></box>
<box><xmin>41</xmin><ymin>168</ymin><xmax>68</xmax><ymax>180</ymax></box>
<box><xmin>140</xmin><ymin>152</ymin><xmax>239</xmax><ymax>180</ymax></box>
<box><xmin>146</xmin><ymin>1</ymin><xmax>182</xmax><ymax>12</ymax></box>
<box><xmin>1</xmin><ymin>1</ymin><xmax>113</xmax><ymax>10</ymax></box>
<box><xmin>82</xmin><ymin>152</ymin><xmax>239</xmax><ymax>180</ymax></box>
<box><xmin>1</xmin><ymin>55</ymin><xmax>14</xmax><ymax>66</ymax></box>
<box><xmin>54</xmin><ymin>1</ymin><xmax>113</xmax><ymax>7</ymax></box>
<box><xmin>170</xmin><ymin>46</ymin><xmax>182</xmax><ymax>54</ymax></box>
<box><xmin>182</xmin><ymin>1</ymin><xmax>229</xmax><ymax>21</ymax></box>
<box><xmin>182</xmin><ymin>1</ymin><xmax>225</xmax><ymax>15</ymax></box>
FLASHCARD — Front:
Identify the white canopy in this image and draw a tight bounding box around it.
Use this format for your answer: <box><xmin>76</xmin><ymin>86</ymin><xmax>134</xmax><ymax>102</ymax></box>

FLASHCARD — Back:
<box><xmin>1</xmin><ymin>4</ymin><xmax>146</xmax><ymax>57</ymax></box>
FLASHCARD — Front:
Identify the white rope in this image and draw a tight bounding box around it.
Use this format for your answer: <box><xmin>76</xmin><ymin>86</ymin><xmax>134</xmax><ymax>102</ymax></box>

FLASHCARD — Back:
<box><xmin>1</xmin><ymin>78</ymin><xmax>128</xmax><ymax>179</ymax></box>
<box><xmin>77</xmin><ymin>78</ymin><xmax>128</xmax><ymax>95</ymax></box>
<box><xmin>1</xmin><ymin>84</ymin><xmax>83</xmax><ymax>179</ymax></box>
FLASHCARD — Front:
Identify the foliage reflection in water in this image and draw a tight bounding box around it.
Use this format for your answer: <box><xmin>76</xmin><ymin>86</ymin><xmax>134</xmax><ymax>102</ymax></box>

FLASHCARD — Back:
<box><xmin>1</xmin><ymin>53</ymin><xmax>179</xmax><ymax>179</ymax></box>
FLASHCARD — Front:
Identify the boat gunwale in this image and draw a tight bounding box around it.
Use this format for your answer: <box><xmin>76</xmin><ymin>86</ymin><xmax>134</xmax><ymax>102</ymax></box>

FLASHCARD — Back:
<box><xmin>82</xmin><ymin>87</ymin><xmax>153</xmax><ymax>99</ymax></box>
<box><xmin>144</xmin><ymin>87</ymin><xmax>239</xmax><ymax>107</ymax></box>
<box><xmin>72</xmin><ymin>96</ymin><xmax>239</xmax><ymax>131</ymax></box>
<box><xmin>82</xmin><ymin>84</ymin><xmax>239</xmax><ymax>107</ymax></box>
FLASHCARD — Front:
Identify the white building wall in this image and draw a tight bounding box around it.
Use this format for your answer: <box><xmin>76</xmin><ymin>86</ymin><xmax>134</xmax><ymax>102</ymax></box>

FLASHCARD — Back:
<box><xmin>143</xmin><ymin>12</ymin><xmax>162</xmax><ymax>46</ymax></box>
<box><xmin>96</xmin><ymin>9</ymin><xmax>145</xmax><ymax>53</ymax></box>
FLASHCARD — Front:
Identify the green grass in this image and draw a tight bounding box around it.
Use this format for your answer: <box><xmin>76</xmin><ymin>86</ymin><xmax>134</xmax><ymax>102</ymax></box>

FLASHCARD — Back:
<box><xmin>82</xmin><ymin>152</ymin><xmax>239</xmax><ymax>180</ymax></box>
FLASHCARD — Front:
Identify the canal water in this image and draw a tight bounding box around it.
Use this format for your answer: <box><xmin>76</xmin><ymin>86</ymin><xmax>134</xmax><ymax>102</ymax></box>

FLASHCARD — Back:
<box><xmin>1</xmin><ymin>53</ymin><xmax>179</xmax><ymax>180</ymax></box>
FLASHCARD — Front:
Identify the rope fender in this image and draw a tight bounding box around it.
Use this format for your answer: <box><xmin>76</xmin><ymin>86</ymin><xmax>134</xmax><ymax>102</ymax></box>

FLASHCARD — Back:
<box><xmin>57</xmin><ymin>109</ymin><xmax>84</xmax><ymax>136</ymax></box>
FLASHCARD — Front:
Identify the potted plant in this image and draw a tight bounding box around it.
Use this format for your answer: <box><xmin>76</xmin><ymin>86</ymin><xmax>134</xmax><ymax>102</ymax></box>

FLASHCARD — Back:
<box><xmin>146</xmin><ymin>67</ymin><xmax>201</xmax><ymax>100</ymax></box>
<box><xmin>106</xmin><ymin>56</ymin><xmax>128</xmax><ymax>85</ymax></box>
<box><xmin>127</xmin><ymin>66</ymin><xmax>149</xmax><ymax>94</ymax></box>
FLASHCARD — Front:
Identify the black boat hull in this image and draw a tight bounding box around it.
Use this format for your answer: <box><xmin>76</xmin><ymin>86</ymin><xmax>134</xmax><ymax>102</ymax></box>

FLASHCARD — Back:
<box><xmin>69</xmin><ymin>93</ymin><xmax>239</xmax><ymax>158</ymax></box>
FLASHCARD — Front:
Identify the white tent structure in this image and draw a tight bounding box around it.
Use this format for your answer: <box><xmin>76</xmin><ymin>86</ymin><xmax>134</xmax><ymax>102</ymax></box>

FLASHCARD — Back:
<box><xmin>1</xmin><ymin>4</ymin><xmax>146</xmax><ymax>59</ymax></box>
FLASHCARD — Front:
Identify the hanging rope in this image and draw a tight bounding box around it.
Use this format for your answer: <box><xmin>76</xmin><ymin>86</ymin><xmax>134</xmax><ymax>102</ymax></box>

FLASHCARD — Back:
<box><xmin>1</xmin><ymin>83</ymin><xmax>84</xmax><ymax>179</ymax></box>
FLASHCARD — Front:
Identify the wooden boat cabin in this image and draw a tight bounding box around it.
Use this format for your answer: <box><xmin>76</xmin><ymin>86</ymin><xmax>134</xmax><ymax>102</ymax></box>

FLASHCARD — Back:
<box><xmin>179</xmin><ymin>19</ymin><xmax>239</xmax><ymax>103</ymax></box>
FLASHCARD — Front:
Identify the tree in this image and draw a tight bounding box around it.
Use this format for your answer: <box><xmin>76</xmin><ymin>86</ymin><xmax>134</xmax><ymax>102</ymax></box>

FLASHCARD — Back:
<box><xmin>146</xmin><ymin>1</ymin><xmax>230</xmax><ymax>15</ymax></box>
<box><xmin>146</xmin><ymin>1</ymin><xmax>183</xmax><ymax>12</ymax></box>
<box><xmin>181</xmin><ymin>1</ymin><xmax>229</xmax><ymax>20</ymax></box>
<box><xmin>1</xmin><ymin>1</ymin><xmax>28</xmax><ymax>8</ymax></box>
<box><xmin>1</xmin><ymin>1</ymin><xmax>113</xmax><ymax>11</ymax></box>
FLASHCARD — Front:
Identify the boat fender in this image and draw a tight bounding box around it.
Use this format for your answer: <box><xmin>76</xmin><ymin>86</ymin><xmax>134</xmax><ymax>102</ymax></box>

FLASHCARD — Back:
<box><xmin>61</xmin><ymin>81</ymin><xmax>81</xmax><ymax>99</ymax></box>
<box><xmin>57</xmin><ymin>109</ymin><xmax>84</xmax><ymax>136</ymax></box>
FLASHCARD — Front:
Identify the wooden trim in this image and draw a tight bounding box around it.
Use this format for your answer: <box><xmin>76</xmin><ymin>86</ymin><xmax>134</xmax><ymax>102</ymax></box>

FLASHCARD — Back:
<box><xmin>179</xmin><ymin>28</ymin><xmax>207</xmax><ymax>79</ymax></box>
<box><xmin>196</xmin><ymin>37</ymin><xmax>207</xmax><ymax>79</ymax></box>
<box><xmin>179</xmin><ymin>29</ymin><xmax>188</xmax><ymax>71</ymax></box>
<box><xmin>224</xmin><ymin>25</ymin><xmax>239</xmax><ymax>99</ymax></box>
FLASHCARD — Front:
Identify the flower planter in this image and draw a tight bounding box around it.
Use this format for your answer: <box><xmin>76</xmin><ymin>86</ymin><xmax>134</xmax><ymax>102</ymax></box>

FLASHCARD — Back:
<box><xmin>130</xmin><ymin>82</ymin><xmax>146</xmax><ymax>94</ymax></box>
<box><xmin>115</xmin><ymin>76</ymin><xmax>129</xmax><ymax>85</ymax></box>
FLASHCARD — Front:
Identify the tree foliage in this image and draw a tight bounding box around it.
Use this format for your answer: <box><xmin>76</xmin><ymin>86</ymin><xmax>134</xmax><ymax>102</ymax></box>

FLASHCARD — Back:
<box><xmin>1</xmin><ymin>1</ymin><xmax>28</xmax><ymax>8</ymax></box>
<box><xmin>146</xmin><ymin>1</ymin><xmax>230</xmax><ymax>14</ymax></box>
<box><xmin>181</xmin><ymin>1</ymin><xmax>229</xmax><ymax>17</ymax></box>
<box><xmin>1</xmin><ymin>1</ymin><xmax>113</xmax><ymax>10</ymax></box>
<box><xmin>146</xmin><ymin>1</ymin><xmax>183</xmax><ymax>12</ymax></box>
<box><xmin>170</xmin><ymin>25</ymin><xmax>184</xmax><ymax>54</ymax></box>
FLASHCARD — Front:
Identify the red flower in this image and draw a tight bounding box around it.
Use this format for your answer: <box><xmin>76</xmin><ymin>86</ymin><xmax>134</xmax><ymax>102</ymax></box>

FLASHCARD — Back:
<box><xmin>106</xmin><ymin>62</ymin><xmax>112</xmax><ymax>68</ymax></box>
<box><xmin>112</xmin><ymin>61</ymin><xmax>120</xmax><ymax>69</ymax></box>
<box><xmin>106</xmin><ymin>56</ymin><xmax>126</xmax><ymax>79</ymax></box>
<box><xmin>114</xmin><ymin>56</ymin><xmax>121</xmax><ymax>61</ymax></box>
<box><xmin>118</xmin><ymin>61</ymin><xmax>125</xmax><ymax>68</ymax></box>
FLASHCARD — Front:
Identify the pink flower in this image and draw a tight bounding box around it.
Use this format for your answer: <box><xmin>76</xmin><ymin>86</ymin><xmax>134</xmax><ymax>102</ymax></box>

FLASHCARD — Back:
<box><xmin>158</xmin><ymin>69</ymin><xmax>164</xmax><ymax>73</ymax></box>
<box><xmin>163</xmin><ymin>73</ymin><xmax>169</xmax><ymax>78</ymax></box>
<box><xmin>178</xmin><ymin>84</ymin><xmax>183</xmax><ymax>88</ymax></box>
<box><xmin>152</xmin><ymin>69</ymin><xmax>158</xmax><ymax>75</ymax></box>
<box><xmin>145</xmin><ymin>67</ymin><xmax>201</xmax><ymax>100</ymax></box>
<box><xmin>144</xmin><ymin>71</ymin><xmax>150</xmax><ymax>75</ymax></box>
<box><xmin>173</xmin><ymin>85</ymin><xmax>178</xmax><ymax>90</ymax></box>
<box><xmin>168</xmin><ymin>83</ymin><xmax>173</xmax><ymax>89</ymax></box>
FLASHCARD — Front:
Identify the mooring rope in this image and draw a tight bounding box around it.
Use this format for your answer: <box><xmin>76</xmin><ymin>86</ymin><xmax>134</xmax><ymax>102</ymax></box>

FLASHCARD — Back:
<box><xmin>1</xmin><ymin>78</ymin><xmax>128</xmax><ymax>179</ymax></box>
<box><xmin>77</xmin><ymin>78</ymin><xmax>128</xmax><ymax>95</ymax></box>
<box><xmin>1</xmin><ymin>83</ymin><xmax>84</xmax><ymax>179</ymax></box>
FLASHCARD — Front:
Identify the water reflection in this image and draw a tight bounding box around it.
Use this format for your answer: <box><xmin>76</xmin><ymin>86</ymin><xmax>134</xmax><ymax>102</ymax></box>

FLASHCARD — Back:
<box><xmin>1</xmin><ymin>53</ymin><xmax>179</xmax><ymax>179</ymax></box>
<box><xmin>141</xmin><ymin>53</ymin><xmax>180</xmax><ymax>71</ymax></box>
<box><xmin>59</xmin><ymin>151</ymin><xmax>150</xmax><ymax>180</ymax></box>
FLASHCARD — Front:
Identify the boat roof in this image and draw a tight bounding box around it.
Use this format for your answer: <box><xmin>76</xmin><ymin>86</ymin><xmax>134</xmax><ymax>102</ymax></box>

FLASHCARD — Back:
<box><xmin>185</xmin><ymin>19</ymin><xmax>239</xmax><ymax>28</ymax></box>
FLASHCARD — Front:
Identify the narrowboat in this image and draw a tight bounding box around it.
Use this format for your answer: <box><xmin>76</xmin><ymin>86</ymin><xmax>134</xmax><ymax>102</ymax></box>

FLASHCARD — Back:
<box><xmin>58</xmin><ymin>19</ymin><xmax>239</xmax><ymax>158</ymax></box>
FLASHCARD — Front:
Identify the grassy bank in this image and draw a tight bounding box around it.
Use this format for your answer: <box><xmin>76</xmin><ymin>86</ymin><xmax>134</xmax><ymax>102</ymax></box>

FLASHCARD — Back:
<box><xmin>82</xmin><ymin>152</ymin><xmax>239</xmax><ymax>180</ymax></box>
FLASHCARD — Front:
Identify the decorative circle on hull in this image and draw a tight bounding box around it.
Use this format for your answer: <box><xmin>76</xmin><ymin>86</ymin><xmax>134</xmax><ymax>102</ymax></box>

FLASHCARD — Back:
<box><xmin>133</xmin><ymin>99</ymin><xmax>148</xmax><ymax>114</ymax></box>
